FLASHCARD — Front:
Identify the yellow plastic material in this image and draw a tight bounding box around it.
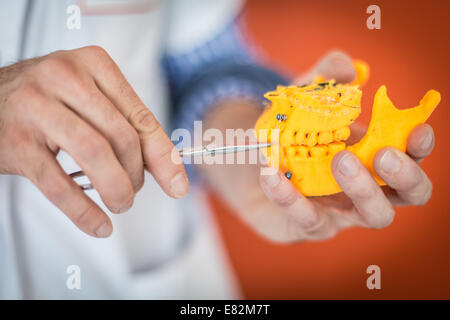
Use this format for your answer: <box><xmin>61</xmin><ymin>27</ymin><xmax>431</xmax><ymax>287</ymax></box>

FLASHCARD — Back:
<box><xmin>351</xmin><ymin>60</ymin><xmax>370</xmax><ymax>86</ymax></box>
<box><xmin>255</xmin><ymin>61</ymin><xmax>440</xmax><ymax>196</ymax></box>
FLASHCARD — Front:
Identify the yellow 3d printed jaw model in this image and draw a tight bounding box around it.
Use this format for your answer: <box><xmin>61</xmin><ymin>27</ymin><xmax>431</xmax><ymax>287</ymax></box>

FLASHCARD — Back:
<box><xmin>254</xmin><ymin>66</ymin><xmax>440</xmax><ymax>196</ymax></box>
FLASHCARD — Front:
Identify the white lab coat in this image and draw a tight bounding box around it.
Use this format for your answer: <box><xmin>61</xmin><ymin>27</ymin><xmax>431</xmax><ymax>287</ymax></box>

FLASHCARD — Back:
<box><xmin>0</xmin><ymin>0</ymin><xmax>241</xmax><ymax>299</ymax></box>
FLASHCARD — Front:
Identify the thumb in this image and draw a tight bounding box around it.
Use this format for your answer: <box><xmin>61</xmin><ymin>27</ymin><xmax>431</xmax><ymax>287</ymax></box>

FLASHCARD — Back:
<box><xmin>294</xmin><ymin>50</ymin><xmax>356</xmax><ymax>85</ymax></box>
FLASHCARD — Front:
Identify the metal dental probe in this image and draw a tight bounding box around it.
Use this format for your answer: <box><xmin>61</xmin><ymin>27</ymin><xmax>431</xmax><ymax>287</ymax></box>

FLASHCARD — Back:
<box><xmin>69</xmin><ymin>142</ymin><xmax>273</xmax><ymax>191</ymax></box>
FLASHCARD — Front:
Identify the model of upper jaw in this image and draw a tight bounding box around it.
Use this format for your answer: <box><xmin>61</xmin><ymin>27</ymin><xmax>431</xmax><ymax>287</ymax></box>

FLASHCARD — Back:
<box><xmin>256</xmin><ymin>80</ymin><xmax>361</xmax><ymax>159</ymax></box>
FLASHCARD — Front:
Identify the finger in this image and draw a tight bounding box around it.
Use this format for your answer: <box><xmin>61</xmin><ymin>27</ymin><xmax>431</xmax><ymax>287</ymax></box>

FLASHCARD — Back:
<box><xmin>373</xmin><ymin>147</ymin><xmax>432</xmax><ymax>206</ymax></box>
<box><xmin>76</xmin><ymin>46</ymin><xmax>189</xmax><ymax>198</ymax></box>
<box><xmin>30</xmin><ymin>92</ymin><xmax>134</xmax><ymax>213</ymax></box>
<box><xmin>39</xmin><ymin>61</ymin><xmax>144</xmax><ymax>192</ymax></box>
<box><xmin>317</xmin><ymin>50</ymin><xmax>356</xmax><ymax>83</ymax></box>
<box><xmin>406</xmin><ymin>124</ymin><xmax>435</xmax><ymax>162</ymax></box>
<box><xmin>312</xmin><ymin>193</ymin><xmax>370</xmax><ymax>231</ymax></box>
<box><xmin>332</xmin><ymin>150</ymin><xmax>395</xmax><ymax>229</ymax></box>
<box><xmin>348</xmin><ymin>123</ymin><xmax>367</xmax><ymax>144</ymax></box>
<box><xmin>315</xmin><ymin>50</ymin><xmax>356</xmax><ymax>84</ymax></box>
<box><xmin>260</xmin><ymin>169</ymin><xmax>326</xmax><ymax>233</ymax></box>
<box><xmin>293</xmin><ymin>50</ymin><xmax>356</xmax><ymax>86</ymax></box>
<box><xmin>25</xmin><ymin>148</ymin><xmax>113</xmax><ymax>238</ymax></box>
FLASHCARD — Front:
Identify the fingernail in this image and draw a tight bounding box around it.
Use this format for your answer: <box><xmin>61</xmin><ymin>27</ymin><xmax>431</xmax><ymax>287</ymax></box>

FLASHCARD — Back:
<box><xmin>118</xmin><ymin>197</ymin><xmax>133</xmax><ymax>213</ymax></box>
<box><xmin>379</xmin><ymin>150</ymin><xmax>401</xmax><ymax>175</ymax></box>
<box><xmin>170</xmin><ymin>172</ymin><xmax>189</xmax><ymax>198</ymax></box>
<box><xmin>420</xmin><ymin>131</ymin><xmax>433</xmax><ymax>151</ymax></box>
<box><xmin>338</xmin><ymin>153</ymin><xmax>359</xmax><ymax>177</ymax></box>
<box><xmin>263</xmin><ymin>171</ymin><xmax>281</xmax><ymax>187</ymax></box>
<box><xmin>96</xmin><ymin>222</ymin><xmax>112</xmax><ymax>238</ymax></box>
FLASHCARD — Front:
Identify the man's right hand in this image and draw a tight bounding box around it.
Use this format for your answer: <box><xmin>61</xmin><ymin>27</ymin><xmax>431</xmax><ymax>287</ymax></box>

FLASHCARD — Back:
<box><xmin>0</xmin><ymin>46</ymin><xmax>189</xmax><ymax>238</ymax></box>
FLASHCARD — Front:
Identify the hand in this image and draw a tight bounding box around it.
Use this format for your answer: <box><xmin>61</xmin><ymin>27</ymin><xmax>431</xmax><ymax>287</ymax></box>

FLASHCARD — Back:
<box><xmin>257</xmin><ymin>123</ymin><xmax>434</xmax><ymax>242</ymax></box>
<box><xmin>201</xmin><ymin>50</ymin><xmax>434</xmax><ymax>243</ymax></box>
<box><xmin>0</xmin><ymin>46</ymin><xmax>189</xmax><ymax>238</ymax></box>
<box><xmin>251</xmin><ymin>50</ymin><xmax>434</xmax><ymax>242</ymax></box>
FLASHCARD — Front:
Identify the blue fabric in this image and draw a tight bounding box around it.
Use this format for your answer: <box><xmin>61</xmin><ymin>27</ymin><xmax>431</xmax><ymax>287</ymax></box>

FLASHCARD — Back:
<box><xmin>163</xmin><ymin>21</ymin><xmax>254</xmax><ymax>92</ymax></box>
<box><xmin>162</xmin><ymin>19</ymin><xmax>289</xmax><ymax>177</ymax></box>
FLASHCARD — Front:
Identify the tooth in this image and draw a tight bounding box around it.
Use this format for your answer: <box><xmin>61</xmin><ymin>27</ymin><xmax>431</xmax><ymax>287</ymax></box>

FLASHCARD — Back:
<box><xmin>318</xmin><ymin>131</ymin><xmax>333</xmax><ymax>144</ymax></box>
<box><xmin>306</xmin><ymin>132</ymin><xmax>318</xmax><ymax>146</ymax></box>
<box><xmin>328</xmin><ymin>141</ymin><xmax>346</xmax><ymax>154</ymax></box>
<box><xmin>295</xmin><ymin>146</ymin><xmax>309</xmax><ymax>159</ymax></box>
<box><xmin>281</xmin><ymin>129</ymin><xmax>294</xmax><ymax>145</ymax></box>
<box><xmin>310</xmin><ymin>145</ymin><xmax>328</xmax><ymax>158</ymax></box>
<box><xmin>334</xmin><ymin>127</ymin><xmax>351</xmax><ymax>141</ymax></box>
<box><xmin>294</xmin><ymin>131</ymin><xmax>305</xmax><ymax>145</ymax></box>
<box><xmin>286</xmin><ymin>146</ymin><xmax>297</xmax><ymax>158</ymax></box>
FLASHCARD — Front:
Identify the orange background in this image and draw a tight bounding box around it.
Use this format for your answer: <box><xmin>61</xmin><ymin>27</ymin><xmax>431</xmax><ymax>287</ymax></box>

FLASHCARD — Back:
<box><xmin>208</xmin><ymin>0</ymin><xmax>450</xmax><ymax>299</ymax></box>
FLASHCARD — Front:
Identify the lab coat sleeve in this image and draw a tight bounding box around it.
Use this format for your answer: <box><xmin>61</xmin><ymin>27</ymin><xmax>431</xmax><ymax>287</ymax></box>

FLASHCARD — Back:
<box><xmin>163</xmin><ymin>0</ymin><xmax>289</xmax><ymax>178</ymax></box>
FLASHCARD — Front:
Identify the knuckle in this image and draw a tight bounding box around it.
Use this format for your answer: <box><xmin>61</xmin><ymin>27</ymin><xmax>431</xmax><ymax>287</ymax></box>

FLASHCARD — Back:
<box><xmin>84</xmin><ymin>45</ymin><xmax>108</xmax><ymax>58</ymax></box>
<box><xmin>409</xmin><ymin>180</ymin><xmax>433</xmax><ymax>206</ymax></box>
<box><xmin>128</xmin><ymin>107</ymin><xmax>160</xmax><ymax>135</ymax></box>
<box><xmin>76</xmin><ymin>204</ymin><xmax>97</xmax><ymax>228</ymax></box>
<box><xmin>299</xmin><ymin>214</ymin><xmax>323</xmax><ymax>233</ymax></box>
<box><xmin>373</xmin><ymin>208</ymin><xmax>395</xmax><ymax>229</ymax></box>
<box><xmin>82</xmin><ymin>46</ymin><xmax>113</xmax><ymax>67</ymax></box>
<box><xmin>395</xmin><ymin>165</ymin><xmax>426</xmax><ymax>195</ymax></box>
<box><xmin>274</xmin><ymin>189</ymin><xmax>298</xmax><ymax>208</ymax></box>
<box><xmin>366</xmin><ymin>205</ymin><xmax>395</xmax><ymax>229</ymax></box>
<box><xmin>10</xmin><ymin>84</ymin><xmax>47</xmax><ymax>117</ymax></box>
<box><xmin>45</xmin><ymin>176</ymin><xmax>70</xmax><ymax>204</ymax></box>
<box><xmin>36</xmin><ymin>56</ymin><xmax>73</xmax><ymax>76</ymax></box>
<box><xmin>406</xmin><ymin>168</ymin><xmax>424</xmax><ymax>189</ymax></box>
<box><xmin>34</xmin><ymin>165</ymin><xmax>70</xmax><ymax>204</ymax></box>
<box><xmin>33</xmin><ymin>56</ymin><xmax>82</xmax><ymax>89</ymax></box>
<box><xmin>11</xmin><ymin>82</ymin><xmax>41</xmax><ymax>103</ymax></box>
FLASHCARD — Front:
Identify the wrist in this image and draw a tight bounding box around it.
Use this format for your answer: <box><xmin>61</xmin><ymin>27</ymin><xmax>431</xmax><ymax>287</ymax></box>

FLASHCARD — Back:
<box><xmin>203</xmin><ymin>98</ymin><xmax>263</xmax><ymax>132</ymax></box>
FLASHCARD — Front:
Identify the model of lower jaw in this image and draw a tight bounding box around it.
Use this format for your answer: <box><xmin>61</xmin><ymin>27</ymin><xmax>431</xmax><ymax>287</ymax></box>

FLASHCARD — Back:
<box><xmin>255</xmin><ymin>79</ymin><xmax>440</xmax><ymax>196</ymax></box>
